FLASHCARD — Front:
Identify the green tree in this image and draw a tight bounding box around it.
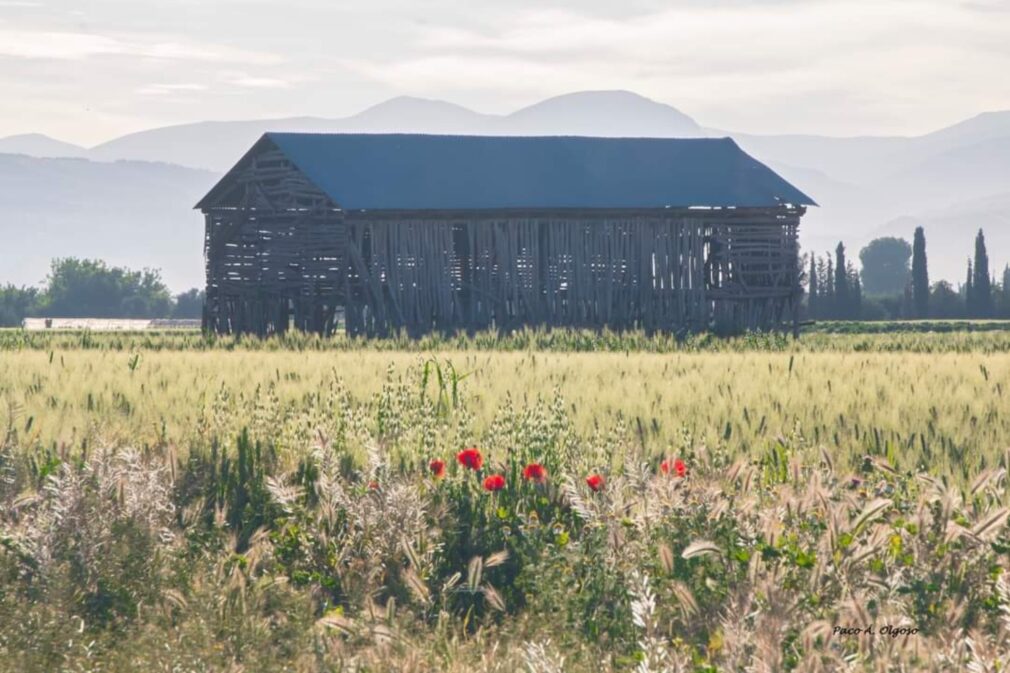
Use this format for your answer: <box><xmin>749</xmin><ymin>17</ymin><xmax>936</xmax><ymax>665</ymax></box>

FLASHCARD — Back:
<box><xmin>0</xmin><ymin>285</ymin><xmax>41</xmax><ymax>327</ymax></box>
<box><xmin>931</xmin><ymin>281</ymin><xmax>964</xmax><ymax>319</ymax></box>
<box><xmin>848</xmin><ymin>262</ymin><xmax>862</xmax><ymax>318</ymax></box>
<box><xmin>825</xmin><ymin>256</ymin><xmax>835</xmax><ymax>318</ymax></box>
<box><xmin>1000</xmin><ymin>265</ymin><xmax>1010</xmax><ymax>318</ymax></box>
<box><xmin>172</xmin><ymin>289</ymin><xmax>205</xmax><ymax>319</ymax></box>
<box><xmin>972</xmin><ymin>229</ymin><xmax>993</xmax><ymax>318</ymax></box>
<box><xmin>834</xmin><ymin>243</ymin><xmax>850</xmax><ymax>319</ymax></box>
<box><xmin>901</xmin><ymin>284</ymin><xmax>914</xmax><ymax>319</ymax></box>
<box><xmin>43</xmin><ymin>258</ymin><xmax>172</xmax><ymax>318</ymax></box>
<box><xmin>859</xmin><ymin>237</ymin><xmax>912</xmax><ymax>295</ymax></box>
<box><xmin>964</xmin><ymin>259</ymin><xmax>974</xmax><ymax>315</ymax></box>
<box><xmin>911</xmin><ymin>227</ymin><xmax>929</xmax><ymax>318</ymax></box>
<box><xmin>807</xmin><ymin>254</ymin><xmax>818</xmax><ymax>319</ymax></box>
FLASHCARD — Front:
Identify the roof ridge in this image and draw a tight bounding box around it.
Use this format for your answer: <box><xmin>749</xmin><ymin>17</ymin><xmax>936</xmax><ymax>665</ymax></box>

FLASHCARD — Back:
<box><xmin>198</xmin><ymin>133</ymin><xmax>815</xmax><ymax>210</ymax></box>
<box><xmin>263</xmin><ymin>131</ymin><xmax>735</xmax><ymax>142</ymax></box>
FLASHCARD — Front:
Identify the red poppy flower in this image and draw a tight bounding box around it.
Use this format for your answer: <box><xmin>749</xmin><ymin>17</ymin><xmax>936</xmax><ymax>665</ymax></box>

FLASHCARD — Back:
<box><xmin>522</xmin><ymin>462</ymin><xmax>547</xmax><ymax>484</ymax></box>
<box><xmin>586</xmin><ymin>474</ymin><xmax>605</xmax><ymax>492</ymax></box>
<box><xmin>483</xmin><ymin>474</ymin><xmax>506</xmax><ymax>491</ymax></box>
<box><xmin>429</xmin><ymin>458</ymin><xmax>446</xmax><ymax>479</ymax></box>
<box><xmin>368</xmin><ymin>480</ymin><xmax>379</xmax><ymax>490</ymax></box>
<box><xmin>660</xmin><ymin>458</ymin><xmax>688</xmax><ymax>478</ymax></box>
<box><xmin>457</xmin><ymin>447</ymin><xmax>484</xmax><ymax>471</ymax></box>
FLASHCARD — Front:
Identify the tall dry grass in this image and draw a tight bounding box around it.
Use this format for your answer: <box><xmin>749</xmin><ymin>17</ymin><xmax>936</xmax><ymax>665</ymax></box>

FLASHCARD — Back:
<box><xmin>1</xmin><ymin>351</ymin><xmax>1010</xmax><ymax>671</ymax></box>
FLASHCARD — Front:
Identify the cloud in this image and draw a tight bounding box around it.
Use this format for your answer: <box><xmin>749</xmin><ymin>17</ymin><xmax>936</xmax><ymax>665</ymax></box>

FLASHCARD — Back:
<box><xmin>136</xmin><ymin>83</ymin><xmax>208</xmax><ymax>96</ymax></box>
<box><xmin>960</xmin><ymin>0</ymin><xmax>1010</xmax><ymax>11</ymax></box>
<box><xmin>0</xmin><ymin>30</ymin><xmax>121</xmax><ymax>59</ymax></box>
<box><xmin>1</xmin><ymin>0</ymin><xmax>1008</xmax><ymax>141</ymax></box>
<box><xmin>340</xmin><ymin>0</ymin><xmax>1010</xmax><ymax>135</ymax></box>
<box><xmin>221</xmin><ymin>74</ymin><xmax>291</xmax><ymax>89</ymax></box>
<box><xmin>0</xmin><ymin>29</ymin><xmax>281</xmax><ymax>64</ymax></box>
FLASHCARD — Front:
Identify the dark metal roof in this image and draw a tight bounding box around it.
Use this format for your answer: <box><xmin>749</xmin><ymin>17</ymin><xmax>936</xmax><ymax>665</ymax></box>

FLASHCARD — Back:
<box><xmin>198</xmin><ymin>133</ymin><xmax>816</xmax><ymax>210</ymax></box>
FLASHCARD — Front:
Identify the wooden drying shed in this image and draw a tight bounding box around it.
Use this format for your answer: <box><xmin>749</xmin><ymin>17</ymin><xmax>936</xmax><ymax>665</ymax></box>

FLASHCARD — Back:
<box><xmin>196</xmin><ymin>133</ymin><xmax>815</xmax><ymax>337</ymax></box>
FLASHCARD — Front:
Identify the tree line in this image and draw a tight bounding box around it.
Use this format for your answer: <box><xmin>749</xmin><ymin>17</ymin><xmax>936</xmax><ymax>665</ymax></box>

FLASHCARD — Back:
<box><xmin>0</xmin><ymin>258</ymin><xmax>203</xmax><ymax>327</ymax></box>
<box><xmin>806</xmin><ymin>227</ymin><xmax>1010</xmax><ymax>321</ymax></box>
<box><xmin>3</xmin><ymin>234</ymin><xmax>1007</xmax><ymax>328</ymax></box>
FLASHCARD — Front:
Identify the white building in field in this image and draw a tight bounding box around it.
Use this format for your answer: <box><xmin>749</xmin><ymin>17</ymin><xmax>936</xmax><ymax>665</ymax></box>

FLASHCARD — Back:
<box><xmin>22</xmin><ymin>318</ymin><xmax>200</xmax><ymax>331</ymax></box>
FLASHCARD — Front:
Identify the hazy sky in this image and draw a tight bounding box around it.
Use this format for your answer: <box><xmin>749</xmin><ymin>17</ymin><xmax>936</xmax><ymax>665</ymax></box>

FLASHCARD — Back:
<box><xmin>1</xmin><ymin>0</ymin><xmax>1009</xmax><ymax>145</ymax></box>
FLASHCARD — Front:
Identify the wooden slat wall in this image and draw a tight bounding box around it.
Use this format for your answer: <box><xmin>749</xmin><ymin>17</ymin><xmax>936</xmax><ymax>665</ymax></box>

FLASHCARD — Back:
<box><xmin>337</xmin><ymin>211</ymin><xmax>801</xmax><ymax>337</ymax></box>
<box><xmin>202</xmin><ymin>148</ymin><xmax>346</xmax><ymax>336</ymax></box>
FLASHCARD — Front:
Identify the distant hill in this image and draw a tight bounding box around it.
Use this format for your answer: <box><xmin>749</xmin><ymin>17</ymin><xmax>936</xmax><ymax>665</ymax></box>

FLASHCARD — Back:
<box><xmin>503</xmin><ymin>90</ymin><xmax>701</xmax><ymax>137</ymax></box>
<box><xmin>83</xmin><ymin>90</ymin><xmax>703</xmax><ymax>172</ymax></box>
<box><xmin>341</xmin><ymin>96</ymin><xmax>499</xmax><ymax>134</ymax></box>
<box><xmin>1</xmin><ymin>90</ymin><xmax>1008</xmax><ymax>289</ymax></box>
<box><xmin>0</xmin><ymin>133</ymin><xmax>87</xmax><ymax>158</ymax></box>
<box><xmin>0</xmin><ymin>154</ymin><xmax>215</xmax><ymax>292</ymax></box>
<box><xmin>86</xmin><ymin>117</ymin><xmax>338</xmax><ymax>173</ymax></box>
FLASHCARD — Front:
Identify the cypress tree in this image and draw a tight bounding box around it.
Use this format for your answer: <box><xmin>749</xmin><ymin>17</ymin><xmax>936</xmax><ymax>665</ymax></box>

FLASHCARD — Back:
<box><xmin>911</xmin><ymin>226</ymin><xmax>929</xmax><ymax>318</ymax></box>
<box><xmin>825</xmin><ymin>257</ymin><xmax>835</xmax><ymax>318</ymax></box>
<box><xmin>973</xmin><ymin>229</ymin><xmax>993</xmax><ymax>317</ymax></box>
<box><xmin>965</xmin><ymin>259</ymin><xmax>974</xmax><ymax>318</ymax></box>
<box><xmin>847</xmin><ymin>261</ymin><xmax>862</xmax><ymax>319</ymax></box>
<box><xmin>1002</xmin><ymin>265</ymin><xmax>1010</xmax><ymax>318</ymax></box>
<box><xmin>834</xmin><ymin>243</ymin><xmax>849</xmax><ymax>319</ymax></box>
<box><xmin>816</xmin><ymin>257</ymin><xmax>828</xmax><ymax>319</ymax></box>
<box><xmin>808</xmin><ymin>254</ymin><xmax>818</xmax><ymax>319</ymax></box>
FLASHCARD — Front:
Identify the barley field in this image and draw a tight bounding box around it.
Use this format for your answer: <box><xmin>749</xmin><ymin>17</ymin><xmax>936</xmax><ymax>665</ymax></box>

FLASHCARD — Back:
<box><xmin>3</xmin><ymin>328</ymin><xmax>1010</xmax><ymax>672</ymax></box>
<box><xmin>3</xmin><ymin>331</ymin><xmax>1010</xmax><ymax>477</ymax></box>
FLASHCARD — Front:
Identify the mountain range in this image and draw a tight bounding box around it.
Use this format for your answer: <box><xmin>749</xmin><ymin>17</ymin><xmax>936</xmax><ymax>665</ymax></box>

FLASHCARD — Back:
<box><xmin>2</xmin><ymin>90</ymin><xmax>1007</xmax><ymax>291</ymax></box>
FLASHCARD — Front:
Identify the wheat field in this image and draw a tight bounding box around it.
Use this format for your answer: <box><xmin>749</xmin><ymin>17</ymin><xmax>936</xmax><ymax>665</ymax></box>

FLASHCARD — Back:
<box><xmin>2</xmin><ymin>343</ymin><xmax>1008</xmax><ymax>478</ymax></box>
<box><xmin>3</xmin><ymin>330</ymin><xmax>1010</xmax><ymax>672</ymax></box>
